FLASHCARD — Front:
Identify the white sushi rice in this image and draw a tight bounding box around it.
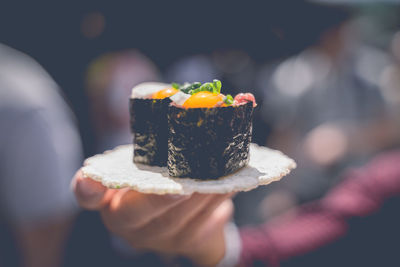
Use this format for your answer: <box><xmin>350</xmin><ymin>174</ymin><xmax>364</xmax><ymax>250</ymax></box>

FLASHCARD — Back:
<box><xmin>169</xmin><ymin>91</ymin><xmax>191</xmax><ymax>106</ymax></box>
<box><xmin>81</xmin><ymin>144</ymin><xmax>296</xmax><ymax>195</ymax></box>
<box><xmin>130</xmin><ymin>82</ymin><xmax>170</xmax><ymax>99</ymax></box>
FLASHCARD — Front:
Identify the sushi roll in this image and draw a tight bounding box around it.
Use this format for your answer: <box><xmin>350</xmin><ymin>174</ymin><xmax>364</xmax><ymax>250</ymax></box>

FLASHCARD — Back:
<box><xmin>129</xmin><ymin>82</ymin><xmax>178</xmax><ymax>166</ymax></box>
<box><xmin>167</xmin><ymin>80</ymin><xmax>256</xmax><ymax>180</ymax></box>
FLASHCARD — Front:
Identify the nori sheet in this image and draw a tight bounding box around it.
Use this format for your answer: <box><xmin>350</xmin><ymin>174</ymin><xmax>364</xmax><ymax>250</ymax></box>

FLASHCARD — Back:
<box><xmin>168</xmin><ymin>102</ymin><xmax>254</xmax><ymax>180</ymax></box>
<box><xmin>129</xmin><ymin>98</ymin><xmax>170</xmax><ymax>166</ymax></box>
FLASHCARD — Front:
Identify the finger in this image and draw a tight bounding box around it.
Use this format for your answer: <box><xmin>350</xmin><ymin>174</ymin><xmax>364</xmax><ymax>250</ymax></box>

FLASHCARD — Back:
<box><xmin>72</xmin><ymin>170</ymin><xmax>109</xmax><ymax>210</ymax></box>
<box><xmin>102</xmin><ymin>190</ymin><xmax>190</xmax><ymax>230</ymax></box>
<box><xmin>129</xmin><ymin>193</ymin><xmax>217</xmax><ymax>243</ymax></box>
<box><xmin>179</xmin><ymin>200</ymin><xmax>234</xmax><ymax>266</ymax></box>
<box><xmin>174</xmin><ymin>198</ymin><xmax>233</xmax><ymax>251</ymax></box>
<box><xmin>165</xmin><ymin>193</ymin><xmax>233</xmax><ymax>237</ymax></box>
<box><xmin>194</xmin><ymin>199</ymin><xmax>234</xmax><ymax>238</ymax></box>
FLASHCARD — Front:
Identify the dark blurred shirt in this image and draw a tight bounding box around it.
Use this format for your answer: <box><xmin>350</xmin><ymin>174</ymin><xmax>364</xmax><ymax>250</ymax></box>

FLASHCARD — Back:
<box><xmin>240</xmin><ymin>149</ymin><xmax>400</xmax><ymax>267</ymax></box>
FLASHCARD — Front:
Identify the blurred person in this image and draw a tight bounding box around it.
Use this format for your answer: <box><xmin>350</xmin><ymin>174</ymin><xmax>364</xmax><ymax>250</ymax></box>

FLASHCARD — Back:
<box><xmin>0</xmin><ymin>43</ymin><xmax>83</xmax><ymax>267</ymax></box>
<box><xmin>239</xmin><ymin>148</ymin><xmax>400</xmax><ymax>267</ymax></box>
<box><xmin>233</xmin><ymin>3</ymin><xmax>400</xmax><ymax>225</ymax></box>
<box><xmin>86</xmin><ymin>50</ymin><xmax>160</xmax><ymax>152</ymax></box>
<box><xmin>379</xmin><ymin>30</ymin><xmax>400</xmax><ymax>129</ymax></box>
<box><xmin>260</xmin><ymin>4</ymin><xmax>384</xmax><ymax>180</ymax></box>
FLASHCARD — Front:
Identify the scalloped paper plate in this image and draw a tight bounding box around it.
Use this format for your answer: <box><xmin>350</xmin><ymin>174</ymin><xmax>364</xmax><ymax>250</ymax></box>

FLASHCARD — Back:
<box><xmin>82</xmin><ymin>144</ymin><xmax>296</xmax><ymax>195</ymax></box>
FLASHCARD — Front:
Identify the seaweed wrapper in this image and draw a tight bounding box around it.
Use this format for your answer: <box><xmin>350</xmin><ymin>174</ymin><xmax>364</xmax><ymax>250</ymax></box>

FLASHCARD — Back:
<box><xmin>168</xmin><ymin>102</ymin><xmax>254</xmax><ymax>180</ymax></box>
<box><xmin>129</xmin><ymin>98</ymin><xmax>170</xmax><ymax>166</ymax></box>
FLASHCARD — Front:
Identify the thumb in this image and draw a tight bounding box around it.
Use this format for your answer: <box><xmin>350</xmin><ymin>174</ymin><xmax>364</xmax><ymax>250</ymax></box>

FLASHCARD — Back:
<box><xmin>72</xmin><ymin>170</ymin><xmax>109</xmax><ymax>210</ymax></box>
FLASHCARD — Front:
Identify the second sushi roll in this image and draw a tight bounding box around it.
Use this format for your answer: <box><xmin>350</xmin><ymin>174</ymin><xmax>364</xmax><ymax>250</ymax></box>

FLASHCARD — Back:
<box><xmin>129</xmin><ymin>82</ymin><xmax>178</xmax><ymax>166</ymax></box>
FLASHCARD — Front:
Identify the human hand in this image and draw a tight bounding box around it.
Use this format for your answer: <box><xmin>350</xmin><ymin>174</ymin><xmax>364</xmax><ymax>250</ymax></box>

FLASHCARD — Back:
<box><xmin>72</xmin><ymin>170</ymin><xmax>233</xmax><ymax>266</ymax></box>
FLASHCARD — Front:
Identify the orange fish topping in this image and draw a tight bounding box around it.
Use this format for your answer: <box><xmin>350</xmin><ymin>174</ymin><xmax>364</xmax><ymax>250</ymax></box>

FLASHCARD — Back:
<box><xmin>152</xmin><ymin>87</ymin><xmax>179</xmax><ymax>99</ymax></box>
<box><xmin>183</xmin><ymin>91</ymin><xmax>224</xmax><ymax>108</ymax></box>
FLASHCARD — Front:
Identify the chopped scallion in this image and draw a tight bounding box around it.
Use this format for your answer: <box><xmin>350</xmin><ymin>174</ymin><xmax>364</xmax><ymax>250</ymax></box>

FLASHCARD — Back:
<box><xmin>223</xmin><ymin>94</ymin><xmax>234</xmax><ymax>105</ymax></box>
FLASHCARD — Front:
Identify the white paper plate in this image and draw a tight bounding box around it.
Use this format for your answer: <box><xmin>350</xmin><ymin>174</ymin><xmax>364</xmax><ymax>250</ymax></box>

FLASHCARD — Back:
<box><xmin>82</xmin><ymin>143</ymin><xmax>296</xmax><ymax>195</ymax></box>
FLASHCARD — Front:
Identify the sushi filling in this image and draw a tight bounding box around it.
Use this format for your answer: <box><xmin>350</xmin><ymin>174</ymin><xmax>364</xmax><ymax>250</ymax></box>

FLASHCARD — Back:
<box><xmin>170</xmin><ymin>80</ymin><xmax>256</xmax><ymax>108</ymax></box>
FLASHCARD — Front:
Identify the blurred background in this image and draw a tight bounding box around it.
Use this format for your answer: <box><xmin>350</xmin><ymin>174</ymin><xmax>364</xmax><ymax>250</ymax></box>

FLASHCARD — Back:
<box><xmin>1</xmin><ymin>0</ymin><xmax>400</xmax><ymax>266</ymax></box>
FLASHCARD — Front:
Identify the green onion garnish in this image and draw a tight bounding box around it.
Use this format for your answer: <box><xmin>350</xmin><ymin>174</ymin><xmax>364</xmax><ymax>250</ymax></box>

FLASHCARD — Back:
<box><xmin>172</xmin><ymin>83</ymin><xmax>181</xmax><ymax>89</ymax></box>
<box><xmin>223</xmin><ymin>94</ymin><xmax>234</xmax><ymax>105</ymax></box>
<box><xmin>180</xmin><ymin>82</ymin><xmax>201</xmax><ymax>94</ymax></box>
<box><xmin>213</xmin><ymin>79</ymin><xmax>222</xmax><ymax>93</ymax></box>
<box><xmin>172</xmin><ymin>80</ymin><xmax>223</xmax><ymax>95</ymax></box>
